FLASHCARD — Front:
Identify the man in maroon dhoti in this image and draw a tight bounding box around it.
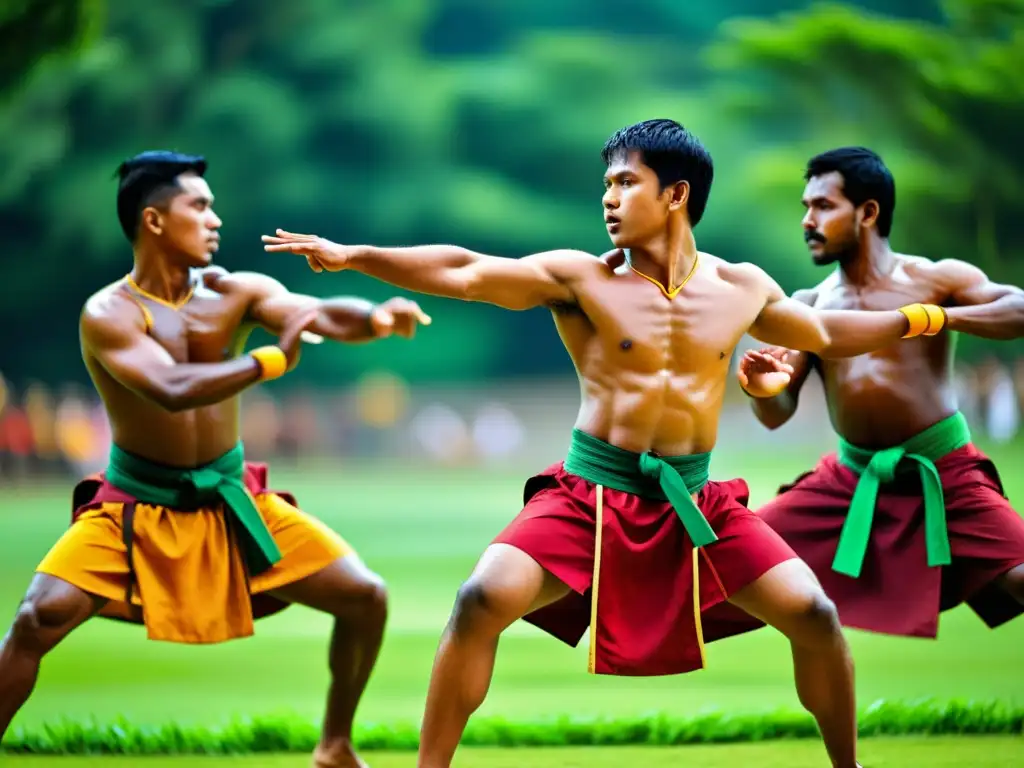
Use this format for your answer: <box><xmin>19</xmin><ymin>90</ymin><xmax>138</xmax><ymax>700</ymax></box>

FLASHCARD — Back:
<box><xmin>712</xmin><ymin>147</ymin><xmax>1024</xmax><ymax>643</ymax></box>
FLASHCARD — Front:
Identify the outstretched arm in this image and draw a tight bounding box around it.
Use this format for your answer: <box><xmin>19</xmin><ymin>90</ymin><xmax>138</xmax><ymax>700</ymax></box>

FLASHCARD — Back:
<box><xmin>262</xmin><ymin>230</ymin><xmax>587</xmax><ymax>311</ymax></box>
<box><xmin>747</xmin><ymin>270</ymin><xmax>937</xmax><ymax>358</ymax></box>
<box><xmin>81</xmin><ymin>298</ymin><xmax>315</xmax><ymax>412</ymax></box>
<box><xmin>234</xmin><ymin>272</ymin><xmax>431</xmax><ymax>344</ymax></box>
<box><xmin>934</xmin><ymin>259</ymin><xmax>1024</xmax><ymax>340</ymax></box>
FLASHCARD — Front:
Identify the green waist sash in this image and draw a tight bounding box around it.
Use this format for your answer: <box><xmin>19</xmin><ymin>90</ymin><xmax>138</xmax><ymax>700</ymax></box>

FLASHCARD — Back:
<box><xmin>106</xmin><ymin>442</ymin><xmax>282</xmax><ymax>575</ymax></box>
<box><xmin>563</xmin><ymin>429</ymin><xmax>718</xmax><ymax>547</ymax></box>
<box><xmin>833</xmin><ymin>412</ymin><xmax>971</xmax><ymax>578</ymax></box>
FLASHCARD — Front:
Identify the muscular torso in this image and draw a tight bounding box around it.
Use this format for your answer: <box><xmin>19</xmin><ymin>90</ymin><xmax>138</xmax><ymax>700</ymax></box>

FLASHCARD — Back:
<box><xmin>553</xmin><ymin>254</ymin><xmax>761</xmax><ymax>456</ymax></box>
<box><xmin>804</xmin><ymin>255</ymin><xmax>958</xmax><ymax>448</ymax></box>
<box><xmin>83</xmin><ymin>269</ymin><xmax>258</xmax><ymax>466</ymax></box>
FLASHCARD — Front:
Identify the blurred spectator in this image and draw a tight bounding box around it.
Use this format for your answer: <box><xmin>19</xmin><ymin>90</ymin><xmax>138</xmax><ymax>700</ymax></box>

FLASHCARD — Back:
<box><xmin>55</xmin><ymin>388</ymin><xmax>103</xmax><ymax>476</ymax></box>
<box><xmin>977</xmin><ymin>357</ymin><xmax>1019</xmax><ymax>444</ymax></box>
<box><xmin>0</xmin><ymin>392</ymin><xmax>34</xmax><ymax>482</ymax></box>
<box><xmin>1</xmin><ymin>357</ymin><xmax>1020</xmax><ymax>484</ymax></box>
<box><xmin>472</xmin><ymin>402</ymin><xmax>525</xmax><ymax>462</ymax></box>
<box><xmin>240</xmin><ymin>391</ymin><xmax>282</xmax><ymax>462</ymax></box>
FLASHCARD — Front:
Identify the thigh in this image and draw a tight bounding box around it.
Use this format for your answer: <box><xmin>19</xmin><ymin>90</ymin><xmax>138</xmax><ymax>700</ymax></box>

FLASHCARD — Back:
<box><xmin>996</xmin><ymin>563</ymin><xmax>1024</xmax><ymax>602</ymax></box>
<box><xmin>7</xmin><ymin>573</ymin><xmax>103</xmax><ymax>653</ymax></box>
<box><xmin>468</xmin><ymin>543</ymin><xmax>571</xmax><ymax>617</ymax></box>
<box><xmin>250</xmin><ymin>492</ymin><xmax>354</xmax><ymax>596</ymax></box>
<box><xmin>35</xmin><ymin>506</ymin><xmax>131</xmax><ymax>607</ymax></box>
<box><xmin>444</xmin><ymin>544</ymin><xmax>573</xmax><ymax>638</ymax></box>
<box><xmin>726</xmin><ymin>558</ymin><xmax>827</xmax><ymax>638</ymax></box>
<box><xmin>704</xmin><ymin>509</ymin><xmax>802</xmax><ymax>603</ymax></box>
<box><xmin>268</xmin><ymin>552</ymin><xmax>383</xmax><ymax>615</ymax></box>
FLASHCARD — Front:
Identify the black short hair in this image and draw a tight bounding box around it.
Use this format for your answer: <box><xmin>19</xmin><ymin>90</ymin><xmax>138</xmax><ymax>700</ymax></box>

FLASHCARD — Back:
<box><xmin>115</xmin><ymin>151</ymin><xmax>207</xmax><ymax>241</ymax></box>
<box><xmin>805</xmin><ymin>147</ymin><xmax>895</xmax><ymax>237</ymax></box>
<box><xmin>600</xmin><ymin>119</ymin><xmax>714</xmax><ymax>226</ymax></box>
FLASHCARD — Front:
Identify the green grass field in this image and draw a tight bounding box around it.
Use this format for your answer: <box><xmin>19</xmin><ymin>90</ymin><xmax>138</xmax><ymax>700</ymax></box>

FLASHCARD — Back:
<box><xmin>1</xmin><ymin>441</ymin><xmax>1022</xmax><ymax>765</ymax></box>
<box><xmin>4</xmin><ymin>737</ymin><xmax>1024</xmax><ymax>767</ymax></box>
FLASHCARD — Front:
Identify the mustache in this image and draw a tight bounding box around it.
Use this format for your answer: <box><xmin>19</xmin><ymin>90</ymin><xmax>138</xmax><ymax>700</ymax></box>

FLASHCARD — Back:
<box><xmin>804</xmin><ymin>230</ymin><xmax>826</xmax><ymax>244</ymax></box>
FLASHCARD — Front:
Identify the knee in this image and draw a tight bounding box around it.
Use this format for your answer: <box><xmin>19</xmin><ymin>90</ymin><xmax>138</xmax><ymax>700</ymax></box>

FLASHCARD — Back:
<box><xmin>349</xmin><ymin>573</ymin><xmax>388</xmax><ymax>627</ymax></box>
<box><xmin>450</xmin><ymin>578</ymin><xmax>505</xmax><ymax>635</ymax></box>
<box><xmin>8</xmin><ymin>595</ymin><xmax>71</xmax><ymax>656</ymax></box>
<box><xmin>790</xmin><ymin>591</ymin><xmax>844</xmax><ymax>648</ymax></box>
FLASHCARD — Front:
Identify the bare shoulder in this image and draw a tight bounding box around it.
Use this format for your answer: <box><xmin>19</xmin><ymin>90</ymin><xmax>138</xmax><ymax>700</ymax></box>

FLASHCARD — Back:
<box><xmin>713</xmin><ymin>256</ymin><xmax>780</xmax><ymax>298</ymax></box>
<box><xmin>901</xmin><ymin>253</ymin><xmax>990</xmax><ymax>294</ymax></box>
<box><xmin>206</xmin><ymin>267</ymin><xmax>286</xmax><ymax>299</ymax></box>
<box><xmin>80</xmin><ymin>282</ymin><xmax>145</xmax><ymax>346</ymax></box>
<box><xmin>528</xmin><ymin>248</ymin><xmax>604</xmax><ymax>281</ymax></box>
<box><xmin>903</xmin><ymin>254</ymin><xmax>983</xmax><ymax>281</ymax></box>
<box><xmin>792</xmin><ymin>272</ymin><xmax>838</xmax><ymax>306</ymax></box>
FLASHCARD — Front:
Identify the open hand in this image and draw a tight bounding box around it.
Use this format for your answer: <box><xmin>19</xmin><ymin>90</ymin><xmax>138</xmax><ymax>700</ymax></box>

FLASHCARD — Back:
<box><xmin>262</xmin><ymin>229</ymin><xmax>350</xmax><ymax>273</ymax></box>
<box><xmin>736</xmin><ymin>347</ymin><xmax>794</xmax><ymax>398</ymax></box>
<box><xmin>370</xmin><ymin>297</ymin><xmax>433</xmax><ymax>339</ymax></box>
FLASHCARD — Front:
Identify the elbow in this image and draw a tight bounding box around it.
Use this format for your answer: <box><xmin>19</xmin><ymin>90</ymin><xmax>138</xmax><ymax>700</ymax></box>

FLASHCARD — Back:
<box><xmin>755</xmin><ymin>409</ymin><xmax>792</xmax><ymax>431</ymax></box>
<box><xmin>813</xmin><ymin>324</ymin><xmax>834</xmax><ymax>356</ymax></box>
<box><xmin>456</xmin><ymin>269</ymin><xmax>482</xmax><ymax>302</ymax></box>
<box><xmin>749</xmin><ymin>396</ymin><xmax>795</xmax><ymax>430</ymax></box>
<box><xmin>147</xmin><ymin>380</ymin><xmax>194</xmax><ymax>413</ymax></box>
<box><xmin>153</xmin><ymin>388</ymin><xmax>191</xmax><ymax>413</ymax></box>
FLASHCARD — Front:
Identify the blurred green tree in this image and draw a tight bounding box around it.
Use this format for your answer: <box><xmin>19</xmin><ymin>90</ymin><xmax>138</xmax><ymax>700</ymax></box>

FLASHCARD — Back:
<box><xmin>0</xmin><ymin>0</ymin><xmax>103</xmax><ymax>96</ymax></box>
<box><xmin>708</xmin><ymin>0</ymin><xmax>1024</xmax><ymax>285</ymax></box>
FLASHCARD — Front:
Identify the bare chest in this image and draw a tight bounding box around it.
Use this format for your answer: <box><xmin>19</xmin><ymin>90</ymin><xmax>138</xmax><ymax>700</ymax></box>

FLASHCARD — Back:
<box><xmin>814</xmin><ymin>276</ymin><xmax>945</xmax><ymax>313</ymax></box>
<box><xmin>139</xmin><ymin>291</ymin><xmax>250</xmax><ymax>364</ymax></box>
<box><xmin>815</xmin><ymin>282</ymin><xmax>949</xmax><ymax>376</ymax></box>
<box><xmin>582</xmin><ymin>280</ymin><xmax>749</xmax><ymax>373</ymax></box>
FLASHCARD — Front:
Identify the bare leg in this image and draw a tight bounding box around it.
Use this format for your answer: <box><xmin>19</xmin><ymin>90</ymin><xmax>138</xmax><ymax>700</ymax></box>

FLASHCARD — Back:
<box><xmin>269</xmin><ymin>555</ymin><xmax>388</xmax><ymax>768</ymax></box>
<box><xmin>0</xmin><ymin>574</ymin><xmax>102</xmax><ymax>739</ymax></box>
<box><xmin>996</xmin><ymin>563</ymin><xmax>1024</xmax><ymax>604</ymax></box>
<box><xmin>727</xmin><ymin>559</ymin><xmax>858</xmax><ymax>768</ymax></box>
<box><xmin>418</xmin><ymin>544</ymin><xmax>570</xmax><ymax>768</ymax></box>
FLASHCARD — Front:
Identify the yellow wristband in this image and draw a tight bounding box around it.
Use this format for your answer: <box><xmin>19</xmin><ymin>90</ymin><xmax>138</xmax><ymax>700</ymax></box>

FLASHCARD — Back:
<box><xmin>898</xmin><ymin>303</ymin><xmax>928</xmax><ymax>339</ymax></box>
<box><xmin>250</xmin><ymin>346</ymin><xmax>288</xmax><ymax>380</ymax></box>
<box><xmin>898</xmin><ymin>303</ymin><xmax>946</xmax><ymax>339</ymax></box>
<box><xmin>922</xmin><ymin>303</ymin><xmax>947</xmax><ymax>336</ymax></box>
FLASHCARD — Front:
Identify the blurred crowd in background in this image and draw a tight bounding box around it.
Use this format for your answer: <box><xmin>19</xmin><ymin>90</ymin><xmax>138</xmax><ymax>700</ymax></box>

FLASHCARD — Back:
<box><xmin>3</xmin><ymin>354</ymin><xmax>1022</xmax><ymax>485</ymax></box>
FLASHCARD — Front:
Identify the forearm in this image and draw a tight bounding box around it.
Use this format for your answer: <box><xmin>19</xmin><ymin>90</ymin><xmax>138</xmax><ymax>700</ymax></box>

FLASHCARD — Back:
<box><xmin>147</xmin><ymin>357</ymin><xmax>262</xmax><ymax>412</ymax></box>
<box><xmin>815</xmin><ymin>310</ymin><xmax>910</xmax><ymax>358</ymax></box>
<box><xmin>313</xmin><ymin>297</ymin><xmax>377</xmax><ymax>343</ymax></box>
<box><xmin>346</xmin><ymin>245</ymin><xmax>477</xmax><ymax>299</ymax></box>
<box><xmin>945</xmin><ymin>293</ymin><xmax>1024</xmax><ymax>340</ymax></box>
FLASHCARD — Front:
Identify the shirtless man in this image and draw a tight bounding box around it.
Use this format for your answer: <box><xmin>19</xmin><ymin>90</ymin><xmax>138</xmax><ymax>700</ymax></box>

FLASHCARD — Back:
<box><xmin>723</xmin><ymin>147</ymin><xmax>1024</xmax><ymax>640</ymax></box>
<box><xmin>0</xmin><ymin>151</ymin><xmax>431</xmax><ymax>768</ymax></box>
<box><xmin>263</xmin><ymin>120</ymin><xmax>945</xmax><ymax>768</ymax></box>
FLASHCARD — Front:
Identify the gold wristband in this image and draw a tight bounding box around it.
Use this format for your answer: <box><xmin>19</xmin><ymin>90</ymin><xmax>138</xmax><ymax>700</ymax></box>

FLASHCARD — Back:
<box><xmin>898</xmin><ymin>303</ymin><xmax>946</xmax><ymax>339</ymax></box>
<box><xmin>921</xmin><ymin>303</ymin><xmax>947</xmax><ymax>336</ymax></box>
<box><xmin>250</xmin><ymin>346</ymin><xmax>288</xmax><ymax>380</ymax></box>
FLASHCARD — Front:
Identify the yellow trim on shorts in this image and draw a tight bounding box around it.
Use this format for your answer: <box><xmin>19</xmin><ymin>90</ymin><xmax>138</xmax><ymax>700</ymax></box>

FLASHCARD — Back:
<box><xmin>587</xmin><ymin>484</ymin><xmax>604</xmax><ymax>674</ymax></box>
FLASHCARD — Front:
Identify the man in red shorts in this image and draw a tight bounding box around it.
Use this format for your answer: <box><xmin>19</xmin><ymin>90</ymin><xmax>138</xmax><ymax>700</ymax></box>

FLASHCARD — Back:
<box><xmin>727</xmin><ymin>147</ymin><xmax>1024</xmax><ymax>641</ymax></box>
<box><xmin>263</xmin><ymin>120</ymin><xmax>942</xmax><ymax>768</ymax></box>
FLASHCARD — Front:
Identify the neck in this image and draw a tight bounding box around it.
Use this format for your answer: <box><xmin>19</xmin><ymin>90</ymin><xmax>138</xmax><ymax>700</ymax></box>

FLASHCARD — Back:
<box><xmin>626</xmin><ymin>222</ymin><xmax>698</xmax><ymax>295</ymax></box>
<box><xmin>129</xmin><ymin>245</ymin><xmax>194</xmax><ymax>306</ymax></box>
<box><xmin>837</xmin><ymin>233</ymin><xmax>894</xmax><ymax>287</ymax></box>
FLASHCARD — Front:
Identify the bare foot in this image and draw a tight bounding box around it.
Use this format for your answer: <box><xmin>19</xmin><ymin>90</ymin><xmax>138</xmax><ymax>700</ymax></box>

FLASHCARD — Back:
<box><xmin>312</xmin><ymin>740</ymin><xmax>369</xmax><ymax>768</ymax></box>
